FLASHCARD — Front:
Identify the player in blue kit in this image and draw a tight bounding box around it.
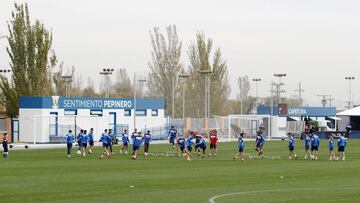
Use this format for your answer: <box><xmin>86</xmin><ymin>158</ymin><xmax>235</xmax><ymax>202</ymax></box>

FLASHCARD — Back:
<box><xmin>186</xmin><ymin>132</ymin><xmax>194</xmax><ymax>161</ymax></box>
<box><xmin>131</xmin><ymin>132</ymin><xmax>143</xmax><ymax>160</ymax></box>
<box><xmin>255</xmin><ymin>131</ymin><xmax>265</xmax><ymax>158</ymax></box>
<box><xmin>87</xmin><ymin>128</ymin><xmax>94</xmax><ymax>154</ymax></box>
<box><xmin>177</xmin><ymin>135</ymin><xmax>187</xmax><ymax>158</ymax></box>
<box><xmin>64</xmin><ymin>130</ymin><xmax>74</xmax><ymax>158</ymax></box>
<box><xmin>336</xmin><ymin>134</ymin><xmax>347</xmax><ymax>161</ymax></box>
<box><xmin>303</xmin><ymin>132</ymin><xmax>311</xmax><ymax>159</ymax></box>
<box><xmin>120</xmin><ymin>130</ymin><xmax>129</xmax><ymax>155</ymax></box>
<box><xmin>195</xmin><ymin>135</ymin><xmax>206</xmax><ymax>158</ymax></box>
<box><xmin>3</xmin><ymin>133</ymin><xmax>9</xmax><ymax>158</ymax></box>
<box><xmin>76</xmin><ymin>129</ymin><xmax>84</xmax><ymax>155</ymax></box>
<box><xmin>328</xmin><ymin>134</ymin><xmax>335</xmax><ymax>160</ymax></box>
<box><xmin>80</xmin><ymin>130</ymin><xmax>88</xmax><ymax>157</ymax></box>
<box><xmin>99</xmin><ymin>129</ymin><xmax>111</xmax><ymax>159</ymax></box>
<box><xmin>233</xmin><ymin>133</ymin><xmax>245</xmax><ymax>161</ymax></box>
<box><xmin>168</xmin><ymin>126</ymin><xmax>178</xmax><ymax>149</ymax></box>
<box><xmin>143</xmin><ymin>130</ymin><xmax>152</xmax><ymax>157</ymax></box>
<box><xmin>288</xmin><ymin>133</ymin><xmax>298</xmax><ymax>160</ymax></box>
<box><xmin>310</xmin><ymin>130</ymin><xmax>320</xmax><ymax>160</ymax></box>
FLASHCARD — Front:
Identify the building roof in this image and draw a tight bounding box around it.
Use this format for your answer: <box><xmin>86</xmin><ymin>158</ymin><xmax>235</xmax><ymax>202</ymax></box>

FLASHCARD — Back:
<box><xmin>337</xmin><ymin>106</ymin><xmax>360</xmax><ymax>116</ymax></box>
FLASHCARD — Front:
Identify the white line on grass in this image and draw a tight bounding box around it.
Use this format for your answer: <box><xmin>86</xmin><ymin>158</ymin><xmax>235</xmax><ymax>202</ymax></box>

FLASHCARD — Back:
<box><xmin>208</xmin><ymin>187</ymin><xmax>360</xmax><ymax>203</ymax></box>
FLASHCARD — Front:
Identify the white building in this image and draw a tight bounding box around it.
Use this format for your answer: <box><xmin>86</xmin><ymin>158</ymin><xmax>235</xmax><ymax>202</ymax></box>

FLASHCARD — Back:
<box><xmin>19</xmin><ymin>96</ymin><xmax>165</xmax><ymax>143</ymax></box>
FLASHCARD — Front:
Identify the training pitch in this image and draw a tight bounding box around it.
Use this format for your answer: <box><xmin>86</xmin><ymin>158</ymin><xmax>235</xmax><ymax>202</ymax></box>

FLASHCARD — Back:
<box><xmin>1</xmin><ymin>140</ymin><xmax>360</xmax><ymax>203</ymax></box>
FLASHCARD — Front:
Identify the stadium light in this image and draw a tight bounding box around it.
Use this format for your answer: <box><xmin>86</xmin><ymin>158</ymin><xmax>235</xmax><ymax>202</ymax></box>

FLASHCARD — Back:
<box><xmin>273</xmin><ymin>73</ymin><xmax>286</xmax><ymax>104</ymax></box>
<box><xmin>99</xmin><ymin>68</ymin><xmax>114</xmax><ymax>98</ymax></box>
<box><xmin>0</xmin><ymin>69</ymin><xmax>11</xmax><ymax>73</ymax></box>
<box><xmin>199</xmin><ymin>69</ymin><xmax>212</xmax><ymax>119</ymax></box>
<box><xmin>345</xmin><ymin>76</ymin><xmax>355</xmax><ymax>109</ymax></box>
<box><xmin>178</xmin><ymin>74</ymin><xmax>190</xmax><ymax>124</ymax></box>
<box><xmin>252</xmin><ymin>78</ymin><xmax>261</xmax><ymax>112</ymax></box>
<box><xmin>133</xmin><ymin>73</ymin><xmax>147</xmax><ymax>131</ymax></box>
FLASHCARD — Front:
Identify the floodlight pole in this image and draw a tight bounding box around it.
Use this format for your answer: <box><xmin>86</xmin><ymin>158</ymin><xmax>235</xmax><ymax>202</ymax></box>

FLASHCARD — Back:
<box><xmin>179</xmin><ymin>74</ymin><xmax>190</xmax><ymax>133</ymax></box>
<box><xmin>199</xmin><ymin>70</ymin><xmax>212</xmax><ymax>119</ymax></box>
<box><xmin>345</xmin><ymin>76</ymin><xmax>355</xmax><ymax>109</ymax></box>
<box><xmin>99</xmin><ymin>68</ymin><xmax>114</xmax><ymax>98</ymax></box>
<box><xmin>252</xmin><ymin>78</ymin><xmax>261</xmax><ymax>112</ymax></box>
<box><xmin>273</xmin><ymin>73</ymin><xmax>286</xmax><ymax>104</ymax></box>
<box><xmin>133</xmin><ymin>73</ymin><xmax>146</xmax><ymax>131</ymax></box>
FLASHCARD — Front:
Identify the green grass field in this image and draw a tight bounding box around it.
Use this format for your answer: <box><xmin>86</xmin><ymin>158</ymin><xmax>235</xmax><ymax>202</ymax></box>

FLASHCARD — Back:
<box><xmin>1</xmin><ymin>140</ymin><xmax>360</xmax><ymax>203</ymax></box>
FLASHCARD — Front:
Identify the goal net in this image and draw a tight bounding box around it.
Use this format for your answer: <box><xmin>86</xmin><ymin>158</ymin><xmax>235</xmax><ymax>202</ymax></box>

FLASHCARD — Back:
<box><xmin>20</xmin><ymin>115</ymin><xmax>103</xmax><ymax>144</ymax></box>
<box><xmin>213</xmin><ymin>115</ymin><xmax>272</xmax><ymax>140</ymax></box>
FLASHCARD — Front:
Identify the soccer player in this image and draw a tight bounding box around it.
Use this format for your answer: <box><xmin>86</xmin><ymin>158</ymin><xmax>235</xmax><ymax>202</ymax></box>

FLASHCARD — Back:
<box><xmin>303</xmin><ymin>132</ymin><xmax>311</xmax><ymax>159</ymax></box>
<box><xmin>255</xmin><ymin>131</ymin><xmax>265</xmax><ymax>158</ymax></box>
<box><xmin>310</xmin><ymin>130</ymin><xmax>320</xmax><ymax>160</ymax></box>
<box><xmin>2</xmin><ymin>133</ymin><xmax>9</xmax><ymax>158</ymax></box>
<box><xmin>131</xmin><ymin>129</ymin><xmax>138</xmax><ymax>140</ymax></box>
<box><xmin>233</xmin><ymin>133</ymin><xmax>245</xmax><ymax>161</ymax></box>
<box><xmin>76</xmin><ymin>130</ymin><xmax>84</xmax><ymax>155</ymax></box>
<box><xmin>195</xmin><ymin>135</ymin><xmax>206</xmax><ymax>158</ymax></box>
<box><xmin>64</xmin><ymin>130</ymin><xmax>74</xmax><ymax>158</ymax></box>
<box><xmin>99</xmin><ymin>129</ymin><xmax>111</xmax><ymax>159</ymax></box>
<box><xmin>208</xmin><ymin>129</ymin><xmax>218</xmax><ymax>157</ymax></box>
<box><xmin>177</xmin><ymin>135</ymin><xmax>187</xmax><ymax>158</ymax></box>
<box><xmin>328</xmin><ymin>134</ymin><xmax>335</xmax><ymax>160</ymax></box>
<box><xmin>131</xmin><ymin>132</ymin><xmax>143</xmax><ymax>160</ymax></box>
<box><xmin>80</xmin><ymin>130</ymin><xmax>88</xmax><ymax>157</ymax></box>
<box><xmin>168</xmin><ymin>126</ymin><xmax>178</xmax><ymax>149</ymax></box>
<box><xmin>120</xmin><ymin>130</ymin><xmax>129</xmax><ymax>154</ymax></box>
<box><xmin>87</xmin><ymin>128</ymin><xmax>94</xmax><ymax>154</ymax></box>
<box><xmin>288</xmin><ymin>133</ymin><xmax>298</xmax><ymax>160</ymax></box>
<box><xmin>143</xmin><ymin>130</ymin><xmax>152</xmax><ymax>157</ymax></box>
<box><xmin>336</xmin><ymin>133</ymin><xmax>347</xmax><ymax>161</ymax></box>
<box><xmin>108</xmin><ymin>129</ymin><xmax>114</xmax><ymax>154</ymax></box>
<box><xmin>186</xmin><ymin>132</ymin><xmax>194</xmax><ymax>160</ymax></box>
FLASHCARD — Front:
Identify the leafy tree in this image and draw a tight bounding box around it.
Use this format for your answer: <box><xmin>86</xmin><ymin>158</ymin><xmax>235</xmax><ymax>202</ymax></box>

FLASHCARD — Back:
<box><xmin>186</xmin><ymin>32</ymin><xmax>230</xmax><ymax>117</ymax></box>
<box><xmin>147</xmin><ymin>25</ymin><xmax>183</xmax><ymax>116</ymax></box>
<box><xmin>0</xmin><ymin>3</ymin><xmax>55</xmax><ymax>116</ymax></box>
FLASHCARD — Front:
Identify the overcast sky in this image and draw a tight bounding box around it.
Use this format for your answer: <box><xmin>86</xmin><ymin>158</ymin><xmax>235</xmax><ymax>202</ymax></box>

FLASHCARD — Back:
<box><xmin>1</xmin><ymin>0</ymin><xmax>360</xmax><ymax>108</ymax></box>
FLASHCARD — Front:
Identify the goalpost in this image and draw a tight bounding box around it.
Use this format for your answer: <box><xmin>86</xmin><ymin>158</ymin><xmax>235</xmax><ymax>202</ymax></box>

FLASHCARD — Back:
<box><xmin>27</xmin><ymin>115</ymin><xmax>102</xmax><ymax>144</ymax></box>
<box><xmin>213</xmin><ymin>115</ymin><xmax>272</xmax><ymax>141</ymax></box>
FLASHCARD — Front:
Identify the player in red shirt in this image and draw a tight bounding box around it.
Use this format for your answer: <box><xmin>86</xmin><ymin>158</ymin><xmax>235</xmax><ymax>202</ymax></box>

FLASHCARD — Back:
<box><xmin>208</xmin><ymin>129</ymin><xmax>218</xmax><ymax>157</ymax></box>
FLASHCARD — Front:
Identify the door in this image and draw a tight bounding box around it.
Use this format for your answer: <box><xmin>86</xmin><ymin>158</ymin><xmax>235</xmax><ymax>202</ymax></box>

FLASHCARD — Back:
<box><xmin>50</xmin><ymin>112</ymin><xmax>58</xmax><ymax>137</ymax></box>
<box><xmin>12</xmin><ymin>118</ymin><xmax>19</xmax><ymax>142</ymax></box>
<box><xmin>109</xmin><ymin>112</ymin><xmax>116</xmax><ymax>136</ymax></box>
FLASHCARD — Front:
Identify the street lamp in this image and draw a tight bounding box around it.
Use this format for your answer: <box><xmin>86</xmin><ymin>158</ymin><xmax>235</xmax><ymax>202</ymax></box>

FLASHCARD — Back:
<box><xmin>61</xmin><ymin>75</ymin><xmax>73</xmax><ymax>97</ymax></box>
<box><xmin>273</xmin><ymin>73</ymin><xmax>286</xmax><ymax>104</ymax></box>
<box><xmin>199</xmin><ymin>70</ymin><xmax>212</xmax><ymax>118</ymax></box>
<box><xmin>252</xmin><ymin>78</ymin><xmax>261</xmax><ymax>111</ymax></box>
<box><xmin>133</xmin><ymin>73</ymin><xmax>146</xmax><ymax>131</ymax></box>
<box><xmin>345</xmin><ymin>76</ymin><xmax>355</xmax><ymax>109</ymax></box>
<box><xmin>99</xmin><ymin>68</ymin><xmax>114</xmax><ymax>98</ymax></box>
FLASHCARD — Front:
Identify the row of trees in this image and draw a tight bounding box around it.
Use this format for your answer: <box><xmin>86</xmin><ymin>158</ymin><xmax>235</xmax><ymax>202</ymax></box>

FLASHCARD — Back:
<box><xmin>0</xmin><ymin>3</ymin><xmax>256</xmax><ymax>117</ymax></box>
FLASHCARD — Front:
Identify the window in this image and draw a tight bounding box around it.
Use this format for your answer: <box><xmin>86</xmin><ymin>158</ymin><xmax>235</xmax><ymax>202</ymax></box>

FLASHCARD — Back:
<box><xmin>151</xmin><ymin>109</ymin><xmax>158</xmax><ymax>116</ymax></box>
<box><xmin>124</xmin><ymin>109</ymin><xmax>131</xmax><ymax>117</ymax></box>
<box><xmin>136</xmin><ymin>110</ymin><xmax>147</xmax><ymax>116</ymax></box>
<box><xmin>90</xmin><ymin>109</ymin><xmax>103</xmax><ymax>116</ymax></box>
<box><xmin>64</xmin><ymin>109</ymin><xmax>77</xmax><ymax>115</ymax></box>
